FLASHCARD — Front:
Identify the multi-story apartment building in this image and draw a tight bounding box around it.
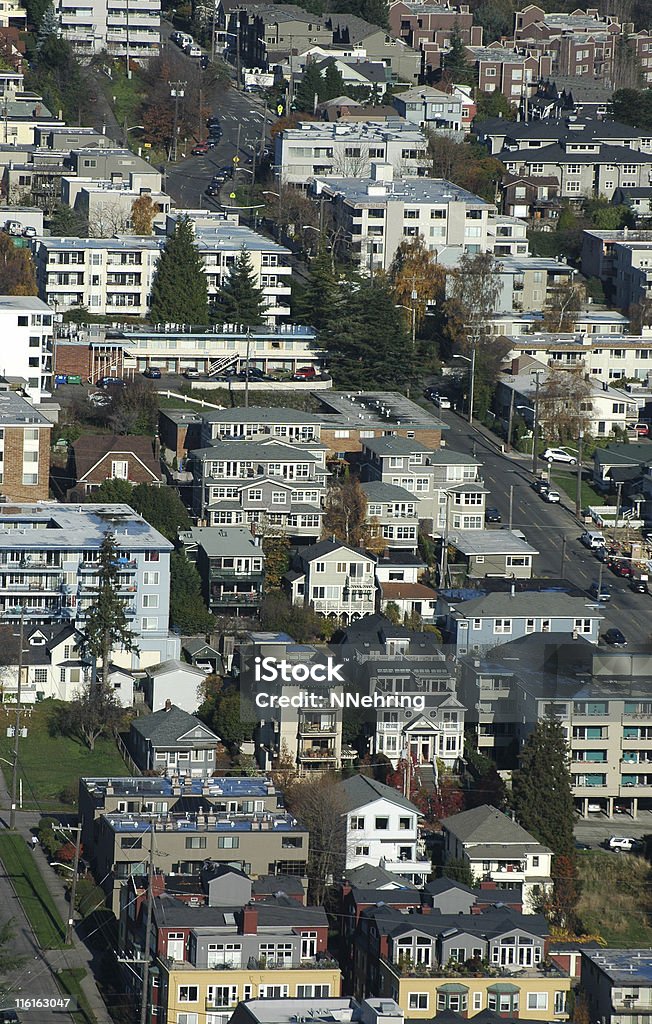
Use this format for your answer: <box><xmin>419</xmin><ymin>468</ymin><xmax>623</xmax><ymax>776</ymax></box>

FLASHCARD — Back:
<box><xmin>60</xmin><ymin>178</ymin><xmax>172</xmax><ymax>237</ymax></box>
<box><xmin>388</xmin><ymin>0</ymin><xmax>482</xmax><ymax>78</ymax></box>
<box><xmin>275</xmin><ymin>121</ymin><xmax>429</xmax><ymax>187</ymax></box>
<box><xmin>33</xmin><ymin>215</ymin><xmax>291</xmax><ymax>323</ymax></box>
<box><xmin>313</xmin><ymin>390</ymin><xmax>447</xmax><ymax>458</ymax></box>
<box><xmin>361</xmin><ymin>481</ymin><xmax>419</xmax><ymax>552</ymax></box>
<box><xmin>0</xmin><ymin>296</ymin><xmax>53</xmax><ymax>401</ymax></box>
<box><xmin>0</xmin><ymin>503</ymin><xmax>177</xmax><ymax>666</ymax></box>
<box><xmin>581</xmin><ymin>229</ymin><xmax>652</xmax><ymax>310</ymax></box>
<box><xmin>0</xmin><ymin>388</ymin><xmax>52</xmax><ymax>501</ymax></box>
<box><xmin>283</xmin><ymin>539</ymin><xmax>376</xmax><ymax>623</ymax></box>
<box><xmin>57</xmin><ymin>0</ymin><xmax>161</xmax><ymax>60</ymax></box>
<box><xmin>188</xmin><ymin>436</ymin><xmax>328</xmax><ymax>541</ymax></box>
<box><xmin>79</xmin><ymin>775</ymin><xmax>308</xmax><ymax>914</ymax></box>
<box><xmin>583</xmin><ymin>950</ymin><xmax>652</xmax><ymax>1024</ymax></box>
<box><xmin>180</xmin><ymin>526</ymin><xmax>265</xmax><ymax>618</ymax></box>
<box><xmin>360</xmin><ymin>436</ymin><xmax>441</xmax><ymax>529</ymax></box>
<box><xmin>340</xmin><ymin>775</ymin><xmax>431</xmax><ymax>884</ymax></box>
<box><xmin>0</xmin><ymin>0</ymin><xmax>25</xmax><ymax>28</ymax></box>
<box><xmin>466</xmin><ymin>44</ymin><xmax>552</xmax><ymax>105</ymax></box>
<box><xmin>514</xmin><ymin>6</ymin><xmax>625</xmax><ymax>82</ymax></box>
<box><xmin>504</xmin><ymin>329</ymin><xmax>652</xmax><ymax>385</ymax></box>
<box><xmin>199</xmin><ymin>408</ymin><xmax>322</xmax><ymax>447</ymax></box>
<box><xmin>312</xmin><ymin>165</ymin><xmax>495</xmax><ymax>272</ymax></box>
<box><xmin>489</xmin><ymin>214</ymin><xmax>530</xmax><ymax>258</ymax></box>
<box><xmin>353</xmin><ymin>902</ymin><xmax>571</xmax><ymax>1018</ymax></box>
<box><xmin>334</xmin><ymin>614</ymin><xmax>465</xmax><ymax>768</ymax></box>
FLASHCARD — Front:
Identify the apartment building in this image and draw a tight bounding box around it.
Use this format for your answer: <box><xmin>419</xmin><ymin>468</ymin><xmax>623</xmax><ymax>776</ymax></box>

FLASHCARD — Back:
<box><xmin>0</xmin><ymin>296</ymin><xmax>54</xmax><ymax>401</ymax></box>
<box><xmin>489</xmin><ymin>214</ymin><xmax>530</xmax><ymax>259</ymax></box>
<box><xmin>57</xmin><ymin>0</ymin><xmax>161</xmax><ymax>60</ymax></box>
<box><xmin>353</xmin><ymin>902</ymin><xmax>570</xmax><ymax>1018</ymax></box>
<box><xmin>504</xmin><ymin>330</ymin><xmax>652</xmax><ymax>385</ymax></box>
<box><xmin>0</xmin><ymin>0</ymin><xmax>25</xmax><ymax>28</ymax></box>
<box><xmin>361</xmin><ymin>481</ymin><xmax>419</xmax><ymax>552</ymax></box>
<box><xmin>495</xmin><ymin>256</ymin><xmax>575</xmax><ymax>312</ymax></box>
<box><xmin>514</xmin><ymin>6</ymin><xmax>623</xmax><ymax>82</ymax></box>
<box><xmin>312</xmin><ymin>165</ymin><xmax>494</xmax><ymax>272</ymax></box>
<box><xmin>180</xmin><ymin>526</ymin><xmax>265</xmax><ymax>618</ymax></box>
<box><xmin>275</xmin><ymin>121</ymin><xmax>429</xmax><ymax>186</ymax></box>
<box><xmin>61</xmin><ymin>178</ymin><xmax>172</xmax><ymax>237</ymax></box>
<box><xmin>283</xmin><ymin>539</ymin><xmax>376</xmax><ymax>623</ymax></box>
<box><xmin>333</xmin><ymin>614</ymin><xmax>464</xmax><ymax>768</ymax></box>
<box><xmin>223</xmin><ymin>2</ymin><xmax>332</xmax><ymax>70</ymax></box>
<box><xmin>467</xmin><ymin>44</ymin><xmax>552</xmax><ymax>105</ymax></box>
<box><xmin>199</xmin><ymin>407</ymin><xmax>322</xmax><ymax>447</ymax></box>
<box><xmin>583</xmin><ymin>950</ymin><xmax>652</xmax><ymax>1024</ymax></box>
<box><xmin>79</xmin><ymin>775</ymin><xmax>308</xmax><ymax>914</ymax></box>
<box><xmin>0</xmin><ymin>388</ymin><xmax>52</xmax><ymax>501</ymax></box>
<box><xmin>188</xmin><ymin>436</ymin><xmax>328</xmax><ymax>541</ymax></box>
<box><xmin>326</xmin><ymin>12</ymin><xmax>423</xmax><ymax>85</ymax></box>
<box><xmin>340</xmin><ymin>775</ymin><xmax>431</xmax><ymax>884</ymax></box>
<box><xmin>441</xmin><ymin>804</ymin><xmax>553</xmax><ymax>911</ymax></box>
<box><xmin>581</xmin><ymin>229</ymin><xmax>652</xmax><ymax>310</ymax></box>
<box><xmin>33</xmin><ymin>217</ymin><xmax>291</xmax><ymax>322</ymax></box>
<box><xmin>0</xmin><ymin>503</ymin><xmax>177</xmax><ymax>666</ymax></box>
<box><xmin>314</xmin><ymin>390</ymin><xmax>447</xmax><ymax>457</ymax></box>
<box><xmin>388</xmin><ymin>0</ymin><xmax>481</xmax><ymax>78</ymax></box>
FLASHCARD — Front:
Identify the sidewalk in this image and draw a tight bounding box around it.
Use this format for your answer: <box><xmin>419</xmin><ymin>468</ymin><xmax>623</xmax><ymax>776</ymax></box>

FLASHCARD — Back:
<box><xmin>0</xmin><ymin>774</ymin><xmax>113</xmax><ymax>1024</ymax></box>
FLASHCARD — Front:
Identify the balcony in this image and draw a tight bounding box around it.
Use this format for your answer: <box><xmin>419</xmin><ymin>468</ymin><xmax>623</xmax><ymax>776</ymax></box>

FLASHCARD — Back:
<box><xmin>298</xmin><ymin>721</ymin><xmax>337</xmax><ymax>735</ymax></box>
<box><xmin>210</xmin><ymin>593</ymin><xmax>262</xmax><ymax>606</ymax></box>
<box><xmin>209</xmin><ymin>568</ymin><xmax>264</xmax><ymax>580</ymax></box>
<box><xmin>299</xmin><ymin>747</ymin><xmax>336</xmax><ymax>760</ymax></box>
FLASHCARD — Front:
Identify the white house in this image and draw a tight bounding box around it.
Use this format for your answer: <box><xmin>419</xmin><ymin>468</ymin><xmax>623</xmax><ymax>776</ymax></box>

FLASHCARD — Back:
<box><xmin>339</xmin><ymin>774</ymin><xmax>431</xmax><ymax>885</ymax></box>
<box><xmin>0</xmin><ymin>295</ymin><xmax>54</xmax><ymax>401</ymax></box>
<box><xmin>283</xmin><ymin>539</ymin><xmax>377</xmax><ymax>624</ymax></box>
<box><xmin>142</xmin><ymin>659</ymin><xmax>208</xmax><ymax>714</ymax></box>
<box><xmin>440</xmin><ymin>804</ymin><xmax>553</xmax><ymax>912</ymax></box>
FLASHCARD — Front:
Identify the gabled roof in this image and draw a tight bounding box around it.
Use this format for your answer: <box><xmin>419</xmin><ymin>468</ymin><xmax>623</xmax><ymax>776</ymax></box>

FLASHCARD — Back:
<box><xmin>441</xmin><ymin>804</ymin><xmax>550</xmax><ymax>851</ymax></box>
<box><xmin>130</xmin><ymin>705</ymin><xmax>219</xmax><ymax>746</ymax></box>
<box><xmin>295</xmin><ymin>538</ymin><xmax>371</xmax><ymax>562</ymax></box>
<box><xmin>71</xmin><ymin>434</ymin><xmax>161</xmax><ymax>483</ymax></box>
<box><xmin>339</xmin><ymin>774</ymin><xmax>422</xmax><ymax>814</ymax></box>
<box><xmin>344</xmin><ymin>862</ymin><xmax>418</xmax><ymax>889</ymax></box>
<box><xmin>145</xmin><ymin>659</ymin><xmax>207</xmax><ymax>678</ymax></box>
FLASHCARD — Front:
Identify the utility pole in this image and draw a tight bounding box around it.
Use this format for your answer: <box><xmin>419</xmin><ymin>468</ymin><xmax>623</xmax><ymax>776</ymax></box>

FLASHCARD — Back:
<box><xmin>65</xmin><ymin>825</ymin><xmax>82</xmax><ymax>945</ymax></box>
<box><xmin>244</xmin><ymin>330</ymin><xmax>251</xmax><ymax>409</ymax></box>
<box><xmin>9</xmin><ymin>611</ymin><xmax>25</xmax><ymax>831</ymax></box>
<box><xmin>560</xmin><ymin>536</ymin><xmax>567</xmax><ymax>578</ymax></box>
<box><xmin>575</xmin><ymin>430</ymin><xmax>584</xmax><ymax>518</ymax></box>
<box><xmin>530</xmin><ymin>371</ymin><xmax>543</xmax><ymax>476</ymax></box>
<box><xmin>468</xmin><ymin>346</ymin><xmax>476</xmax><ymax>427</ymax></box>
<box><xmin>506</xmin><ymin>388</ymin><xmax>515</xmax><ymax>453</ymax></box>
<box><xmin>198</xmin><ymin>88</ymin><xmax>203</xmax><ymax>147</ymax></box>
<box><xmin>211</xmin><ymin>0</ymin><xmax>217</xmax><ymax>60</ymax></box>
<box><xmin>235</xmin><ymin>15</ymin><xmax>241</xmax><ymax>91</ymax></box>
<box><xmin>170</xmin><ymin>82</ymin><xmax>186</xmax><ymax>163</ymax></box>
<box><xmin>139</xmin><ymin>827</ymin><xmax>156</xmax><ymax>1024</ymax></box>
<box><xmin>508</xmin><ymin>484</ymin><xmax>514</xmax><ymax>531</ymax></box>
<box><xmin>613</xmin><ymin>480</ymin><xmax>623</xmax><ymax>542</ymax></box>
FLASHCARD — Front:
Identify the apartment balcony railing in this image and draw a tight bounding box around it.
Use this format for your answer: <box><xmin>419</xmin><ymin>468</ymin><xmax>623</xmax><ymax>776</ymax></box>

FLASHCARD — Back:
<box><xmin>210</xmin><ymin>593</ymin><xmax>262</xmax><ymax>606</ymax></box>
<box><xmin>299</xmin><ymin>748</ymin><xmax>336</xmax><ymax>759</ymax></box>
<box><xmin>298</xmin><ymin>722</ymin><xmax>337</xmax><ymax>735</ymax></box>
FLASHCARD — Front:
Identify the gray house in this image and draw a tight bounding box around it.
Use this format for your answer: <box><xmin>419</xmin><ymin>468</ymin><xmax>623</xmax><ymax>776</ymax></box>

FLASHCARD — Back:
<box><xmin>128</xmin><ymin>704</ymin><xmax>220</xmax><ymax>779</ymax></box>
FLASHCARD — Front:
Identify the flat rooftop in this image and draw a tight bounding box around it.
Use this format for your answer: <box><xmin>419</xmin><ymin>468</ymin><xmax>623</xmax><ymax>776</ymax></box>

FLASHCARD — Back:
<box><xmin>315</xmin><ymin>175</ymin><xmax>492</xmax><ymax>207</ymax></box>
<box><xmin>282</xmin><ymin>119</ymin><xmax>426</xmax><ymax>141</ymax></box>
<box><xmin>0</xmin><ymin>504</ymin><xmax>172</xmax><ymax>551</ymax></box>
<box><xmin>315</xmin><ymin>390</ymin><xmax>448</xmax><ymax>430</ymax></box>
<box><xmin>103</xmin><ymin>811</ymin><xmax>302</xmax><ymax>834</ymax></box>
<box><xmin>583</xmin><ymin>949</ymin><xmax>652</xmax><ymax>983</ymax></box>
<box><xmin>83</xmin><ymin>775</ymin><xmax>275</xmax><ymax>799</ymax></box>
<box><xmin>180</xmin><ymin>526</ymin><xmax>263</xmax><ymax>558</ymax></box>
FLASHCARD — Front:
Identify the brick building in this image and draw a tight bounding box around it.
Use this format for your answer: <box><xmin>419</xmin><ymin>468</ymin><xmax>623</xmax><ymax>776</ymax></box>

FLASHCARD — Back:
<box><xmin>66</xmin><ymin>434</ymin><xmax>163</xmax><ymax>498</ymax></box>
<box><xmin>0</xmin><ymin>388</ymin><xmax>52</xmax><ymax>501</ymax></box>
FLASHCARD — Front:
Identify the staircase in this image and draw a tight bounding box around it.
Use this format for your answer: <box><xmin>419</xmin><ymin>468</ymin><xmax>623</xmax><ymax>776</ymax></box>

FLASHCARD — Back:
<box><xmin>416</xmin><ymin>762</ymin><xmax>436</xmax><ymax>793</ymax></box>
<box><xmin>208</xmin><ymin>354</ymin><xmax>238</xmax><ymax>377</ymax></box>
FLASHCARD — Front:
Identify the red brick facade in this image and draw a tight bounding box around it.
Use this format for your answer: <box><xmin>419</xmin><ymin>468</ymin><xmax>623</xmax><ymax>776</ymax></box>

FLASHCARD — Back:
<box><xmin>1</xmin><ymin>425</ymin><xmax>51</xmax><ymax>502</ymax></box>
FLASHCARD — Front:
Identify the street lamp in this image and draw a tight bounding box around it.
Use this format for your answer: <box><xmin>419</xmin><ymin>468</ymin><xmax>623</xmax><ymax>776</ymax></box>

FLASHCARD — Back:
<box><xmin>575</xmin><ymin>430</ymin><xmax>584</xmax><ymax>518</ymax></box>
<box><xmin>529</xmin><ymin>370</ymin><xmax>545</xmax><ymax>476</ymax></box>
<box><xmin>453</xmin><ymin>352</ymin><xmax>476</xmax><ymax>426</ymax></box>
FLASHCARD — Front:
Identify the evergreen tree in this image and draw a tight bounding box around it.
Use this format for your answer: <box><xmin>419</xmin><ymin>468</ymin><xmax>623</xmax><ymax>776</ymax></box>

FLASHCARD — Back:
<box><xmin>293</xmin><ymin>246</ymin><xmax>343</xmax><ymax>330</ymax></box>
<box><xmin>321</xmin><ymin>60</ymin><xmax>346</xmax><ymax>102</ymax></box>
<box><xmin>79</xmin><ymin>532</ymin><xmax>138</xmax><ymax>689</ymax></box>
<box><xmin>443</xmin><ymin>26</ymin><xmax>475</xmax><ymax>86</ymax></box>
<box><xmin>213</xmin><ymin>247</ymin><xmax>266</xmax><ymax>325</ymax></box>
<box><xmin>512</xmin><ymin>717</ymin><xmax>575</xmax><ymax>858</ymax></box>
<box><xmin>169</xmin><ymin>552</ymin><xmax>215</xmax><ymax>635</ymax></box>
<box><xmin>149</xmin><ymin>215</ymin><xmax>209</xmax><ymax>325</ymax></box>
<box><xmin>131</xmin><ymin>484</ymin><xmax>191</xmax><ymax>541</ymax></box>
<box><xmin>36</xmin><ymin>3</ymin><xmax>58</xmax><ymax>52</ymax></box>
<box><xmin>295</xmin><ymin>61</ymin><xmax>323</xmax><ymax>113</ymax></box>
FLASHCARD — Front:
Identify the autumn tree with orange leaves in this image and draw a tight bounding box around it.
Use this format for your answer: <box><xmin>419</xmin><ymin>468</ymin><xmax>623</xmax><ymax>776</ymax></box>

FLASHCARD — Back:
<box><xmin>0</xmin><ymin>234</ymin><xmax>37</xmax><ymax>295</ymax></box>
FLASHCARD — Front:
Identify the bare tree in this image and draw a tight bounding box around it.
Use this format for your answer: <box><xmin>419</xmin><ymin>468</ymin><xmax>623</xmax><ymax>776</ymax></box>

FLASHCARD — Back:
<box><xmin>286</xmin><ymin>774</ymin><xmax>347</xmax><ymax>904</ymax></box>
<box><xmin>538</xmin><ymin>366</ymin><xmax>593</xmax><ymax>444</ymax></box>
<box><xmin>542</xmin><ymin>279</ymin><xmax>585</xmax><ymax>333</ymax></box>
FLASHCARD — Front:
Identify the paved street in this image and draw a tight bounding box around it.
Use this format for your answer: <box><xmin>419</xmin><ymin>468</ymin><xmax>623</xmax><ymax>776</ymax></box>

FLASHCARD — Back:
<box><xmin>436</xmin><ymin>407</ymin><xmax>652</xmax><ymax>643</ymax></box>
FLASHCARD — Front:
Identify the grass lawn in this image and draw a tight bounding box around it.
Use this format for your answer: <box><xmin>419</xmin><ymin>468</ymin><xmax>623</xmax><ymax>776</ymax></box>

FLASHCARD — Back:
<box><xmin>56</xmin><ymin>968</ymin><xmax>98</xmax><ymax>1024</ymax></box>
<box><xmin>551</xmin><ymin>470</ymin><xmax>609</xmax><ymax>510</ymax></box>
<box><xmin>577</xmin><ymin>850</ymin><xmax>652</xmax><ymax>945</ymax></box>
<box><xmin>0</xmin><ymin>700</ymin><xmax>127</xmax><ymax>811</ymax></box>
<box><xmin>99</xmin><ymin>66</ymin><xmax>145</xmax><ymax>128</ymax></box>
<box><xmin>0</xmin><ymin>833</ymin><xmax>67</xmax><ymax>948</ymax></box>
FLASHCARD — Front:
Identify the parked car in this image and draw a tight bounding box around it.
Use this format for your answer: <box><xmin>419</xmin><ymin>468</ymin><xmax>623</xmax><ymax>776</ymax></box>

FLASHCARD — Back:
<box><xmin>22</xmin><ymin>225</ymin><xmax>37</xmax><ymax>238</ymax></box>
<box><xmin>424</xmin><ymin>385</ymin><xmax>439</xmax><ymax>399</ymax></box>
<box><xmin>293</xmin><ymin>366</ymin><xmax>319</xmax><ymax>380</ymax></box>
<box><xmin>96</xmin><ymin>376</ymin><xmax>126</xmax><ymax>388</ymax></box>
<box><xmin>595</xmin><ymin>545</ymin><xmax>609</xmax><ymax>562</ymax></box>
<box><xmin>634</xmin><ymin>422</ymin><xmax>650</xmax><ymax>436</ymax></box>
<box><xmin>581</xmin><ymin>530</ymin><xmax>606</xmax><ymax>549</ymax></box>
<box><xmin>604</xmin><ymin>627</ymin><xmax>628</xmax><ymax>647</ymax></box>
<box><xmin>191</xmin><ymin>141</ymin><xmax>209</xmax><ymax>156</ymax></box>
<box><xmin>589</xmin><ymin>581</ymin><xmax>611</xmax><ymax>601</ymax></box>
<box><xmin>434</xmin><ymin>394</ymin><xmax>451</xmax><ymax>409</ymax></box>
<box><xmin>89</xmin><ymin>391</ymin><xmax>110</xmax><ymax>406</ymax></box>
<box><xmin>183</xmin><ymin>368</ymin><xmax>201</xmax><ymax>379</ymax></box>
<box><xmin>630</xmin><ymin>578</ymin><xmax>649</xmax><ymax>593</ymax></box>
<box><xmin>532</xmin><ymin>478</ymin><xmax>550</xmax><ymax>494</ymax></box>
<box><xmin>543</xmin><ymin>489</ymin><xmax>561</xmax><ymax>503</ymax></box>
<box><xmin>485</xmin><ymin>507</ymin><xmax>501</xmax><ymax>523</ymax></box>
<box><xmin>205</xmin><ymin>183</ymin><xmax>221</xmax><ymax>197</ymax></box>
<box><xmin>143</xmin><ymin>366</ymin><xmax>162</xmax><ymax>379</ymax></box>
<box><xmin>206</xmin><ymin>116</ymin><xmax>221</xmax><ymax>128</ymax></box>
<box><xmin>542</xmin><ymin>447</ymin><xmax>577</xmax><ymax>464</ymax></box>
<box><xmin>200</xmin><ymin>55</ymin><xmax>210</xmax><ymax>69</ymax></box>
<box><xmin>611</xmin><ymin>559</ymin><xmax>633</xmax><ymax>579</ymax></box>
<box><xmin>608</xmin><ymin>836</ymin><xmax>637</xmax><ymax>851</ymax></box>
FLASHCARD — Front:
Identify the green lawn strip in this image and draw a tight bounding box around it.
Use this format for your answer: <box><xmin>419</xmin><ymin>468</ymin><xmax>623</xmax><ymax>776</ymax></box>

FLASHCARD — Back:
<box><xmin>551</xmin><ymin>471</ymin><xmax>609</xmax><ymax>510</ymax></box>
<box><xmin>56</xmin><ymin>968</ymin><xmax>98</xmax><ymax>1024</ymax></box>
<box><xmin>577</xmin><ymin>850</ymin><xmax>652</xmax><ymax>946</ymax></box>
<box><xmin>0</xmin><ymin>833</ymin><xmax>67</xmax><ymax>948</ymax></box>
<box><xmin>0</xmin><ymin>700</ymin><xmax>127</xmax><ymax>811</ymax></box>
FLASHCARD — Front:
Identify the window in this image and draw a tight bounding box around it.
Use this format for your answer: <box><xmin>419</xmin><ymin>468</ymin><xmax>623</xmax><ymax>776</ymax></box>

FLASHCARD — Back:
<box><xmin>217</xmin><ymin>836</ymin><xmax>239</xmax><ymax>848</ymax></box>
<box><xmin>145</xmin><ymin>552</ymin><xmax>159</xmax><ymax>562</ymax></box>
<box><xmin>355</xmin><ymin>845</ymin><xmax>370</xmax><ymax>856</ymax></box>
<box><xmin>178</xmin><ymin>987</ymin><xmax>199</xmax><ymax>1003</ymax></box>
<box><xmin>399</xmin><ymin>816</ymin><xmax>411</xmax><ymax>830</ymax></box>
<box><xmin>350</xmin><ymin>816</ymin><xmax>365</xmax><ymax>830</ymax></box>
<box><xmin>258</xmin><ymin>986</ymin><xmax>289</xmax><ymax>998</ymax></box>
<box><xmin>111</xmin><ymin>460</ymin><xmax>129</xmax><ymax>479</ymax></box>
<box><xmin>493</xmin><ymin>618</ymin><xmax>512</xmax><ymax>634</ymax></box>
<box><xmin>185</xmin><ymin>837</ymin><xmax>206</xmax><ymax>849</ymax></box>
<box><xmin>314</xmin><ymin>561</ymin><xmax>325</xmax><ymax>573</ymax></box>
<box><xmin>555</xmin><ymin>992</ymin><xmax>567</xmax><ymax>1015</ymax></box>
<box><xmin>143</xmin><ymin>571</ymin><xmax>159</xmax><ymax>586</ymax></box>
<box><xmin>142</xmin><ymin>594</ymin><xmax>159</xmax><ymax>609</ymax></box>
<box><xmin>271</xmin><ymin>491</ymin><xmax>285</xmax><ymax>504</ymax></box>
<box><xmin>297</xmin><ymin>985</ymin><xmax>330</xmax><ymax>998</ymax></box>
<box><xmin>409</xmin><ymin>995</ymin><xmax>428</xmax><ymax>1010</ymax></box>
<box><xmin>528</xmin><ymin>993</ymin><xmax>548</xmax><ymax>1010</ymax></box>
<box><xmin>375</xmin><ymin>817</ymin><xmax>389</xmax><ymax>830</ymax></box>
<box><xmin>473</xmin><ymin>993</ymin><xmax>483</xmax><ymax>1011</ymax></box>
<box><xmin>141</xmin><ymin>617</ymin><xmax>157</xmax><ymax>632</ymax></box>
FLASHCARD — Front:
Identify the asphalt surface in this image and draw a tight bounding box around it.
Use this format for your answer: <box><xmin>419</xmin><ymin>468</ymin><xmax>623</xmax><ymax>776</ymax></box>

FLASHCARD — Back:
<box><xmin>435</xmin><ymin>405</ymin><xmax>652</xmax><ymax>644</ymax></box>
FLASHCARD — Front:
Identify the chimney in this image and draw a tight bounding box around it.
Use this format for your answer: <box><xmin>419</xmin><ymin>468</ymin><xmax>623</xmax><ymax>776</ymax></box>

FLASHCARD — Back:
<box><xmin>165</xmin><ymin>699</ymin><xmax>172</xmax><ymax>711</ymax></box>
<box><xmin>152</xmin><ymin>872</ymin><xmax>165</xmax><ymax>898</ymax></box>
<box><xmin>420</xmin><ymin>901</ymin><xmax>432</xmax><ymax>914</ymax></box>
<box><xmin>241</xmin><ymin>905</ymin><xmax>258</xmax><ymax>935</ymax></box>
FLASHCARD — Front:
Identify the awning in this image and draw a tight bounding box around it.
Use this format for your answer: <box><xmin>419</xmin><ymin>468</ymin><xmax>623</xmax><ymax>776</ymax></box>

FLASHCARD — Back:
<box><xmin>437</xmin><ymin>983</ymin><xmax>470</xmax><ymax>993</ymax></box>
<box><xmin>487</xmin><ymin>983</ymin><xmax>520</xmax><ymax>994</ymax></box>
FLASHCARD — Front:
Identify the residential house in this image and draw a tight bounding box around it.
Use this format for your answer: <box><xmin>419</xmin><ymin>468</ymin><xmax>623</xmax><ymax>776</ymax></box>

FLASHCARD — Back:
<box><xmin>0</xmin><ymin>388</ymin><xmax>52</xmax><ymax>502</ymax></box>
<box><xmin>489</xmin><ymin>215</ymin><xmax>531</xmax><ymax>259</ymax></box>
<box><xmin>466</xmin><ymin>43</ymin><xmax>552</xmax><ymax>105</ymax></box>
<box><xmin>361</xmin><ymin>481</ymin><xmax>419</xmax><ymax>553</ymax></box>
<box><xmin>501</xmin><ymin>175</ymin><xmax>561</xmax><ymax>227</ymax></box>
<box><xmin>67</xmin><ymin>434</ymin><xmax>163</xmax><ymax>498</ymax></box>
<box><xmin>332</xmin><ymin>614</ymin><xmax>464</xmax><ymax>768</ymax></box>
<box><xmin>441</xmin><ymin>804</ymin><xmax>553</xmax><ymax>911</ymax></box>
<box><xmin>159</xmin><ymin>410</ymin><xmax>203</xmax><ymax>460</ymax></box>
<box><xmin>326</xmin><ymin>12</ymin><xmax>423</xmax><ymax>85</ymax></box>
<box><xmin>275</xmin><ymin>120</ymin><xmax>429</xmax><ymax>187</ymax></box>
<box><xmin>79</xmin><ymin>774</ymin><xmax>308</xmax><ymax>914</ymax></box>
<box><xmin>314</xmin><ymin>390</ymin><xmax>448</xmax><ymax>458</ymax></box>
<box><xmin>438</xmin><ymin>587</ymin><xmax>601</xmax><ymax>655</ymax></box>
<box><xmin>444</xmin><ymin>529</ymin><xmax>539</xmax><ymax>581</ymax></box>
<box><xmin>339</xmin><ymin>774</ymin><xmax>431</xmax><ymax>884</ymax></box>
<box><xmin>142</xmin><ymin>660</ymin><xmax>208</xmax><ymax>714</ymax></box>
<box><xmin>0</xmin><ymin>502</ymin><xmax>177</xmax><ymax>667</ymax></box>
<box><xmin>311</xmin><ymin>165</ymin><xmax>495</xmax><ymax>272</ymax></box>
<box><xmin>531</xmin><ymin>76</ymin><xmax>611</xmax><ymax>121</ymax></box>
<box><xmin>180</xmin><ymin>526</ymin><xmax>265</xmax><ymax>618</ymax></box>
<box><xmin>0</xmin><ymin>295</ymin><xmax>54</xmax><ymax>401</ymax></box>
<box><xmin>391</xmin><ymin>87</ymin><xmax>464</xmax><ymax>136</ymax></box>
<box><xmin>283</xmin><ymin>539</ymin><xmax>377</xmax><ymax>624</ymax></box>
<box><xmin>613</xmin><ymin>187</ymin><xmax>652</xmax><ymax>221</ymax></box>
<box><xmin>188</xmin><ymin>436</ymin><xmax>328</xmax><ymax>541</ymax></box>
<box><xmin>359</xmin><ymin>436</ymin><xmax>438</xmax><ymax>526</ymax></box>
<box><xmin>582</xmin><ymin>949</ymin><xmax>652</xmax><ymax>1024</ymax></box>
<box><xmin>128</xmin><ymin>703</ymin><xmax>220</xmax><ymax>779</ymax></box>
<box><xmin>58</xmin><ymin>0</ymin><xmax>160</xmax><ymax>60</ymax></box>
<box><xmin>352</xmin><ymin>902</ymin><xmax>570</xmax><ymax>1017</ymax></box>
<box><xmin>592</xmin><ymin>442</ymin><xmax>652</xmax><ymax>493</ymax></box>
<box><xmin>311</xmin><ymin>56</ymin><xmax>389</xmax><ymax>99</ymax></box>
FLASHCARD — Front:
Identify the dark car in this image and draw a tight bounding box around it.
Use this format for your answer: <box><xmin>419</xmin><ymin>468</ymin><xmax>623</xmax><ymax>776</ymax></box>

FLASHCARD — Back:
<box><xmin>604</xmin><ymin>627</ymin><xmax>627</xmax><ymax>647</ymax></box>
<box><xmin>595</xmin><ymin>545</ymin><xmax>609</xmax><ymax>562</ymax></box>
<box><xmin>485</xmin><ymin>507</ymin><xmax>502</xmax><ymax>523</ymax></box>
<box><xmin>630</xmin><ymin>578</ymin><xmax>649</xmax><ymax>593</ymax></box>
<box><xmin>200</xmin><ymin>54</ymin><xmax>210</xmax><ymax>69</ymax></box>
<box><xmin>590</xmin><ymin>581</ymin><xmax>611</xmax><ymax>601</ymax></box>
<box><xmin>208</xmin><ymin>123</ymin><xmax>222</xmax><ymax>136</ymax></box>
<box><xmin>532</xmin><ymin>478</ymin><xmax>550</xmax><ymax>494</ymax></box>
<box><xmin>143</xmin><ymin>366</ymin><xmax>162</xmax><ymax>379</ymax></box>
<box><xmin>424</xmin><ymin>385</ymin><xmax>439</xmax><ymax>399</ymax></box>
<box><xmin>219</xmin><ymin>164</ymin><xmax>234</xmax><ymax>177</ymax></box>
<box><xmin>206</xmin><ymin>116</ymin><xmax>221</xmax><ymax>128</ymax></box>
<box><xmin>205</xmin><ymin>184</ymin><xmax>221</xmax><ymax>196</ymax></box>
<box><xmin>96</xmin><ymin>376</ymin><xmax>126</xmax><ymax>388</ymax></box>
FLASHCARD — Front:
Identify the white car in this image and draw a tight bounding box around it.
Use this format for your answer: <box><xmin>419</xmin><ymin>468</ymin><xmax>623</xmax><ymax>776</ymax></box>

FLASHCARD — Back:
<box><xmin>543</xmin><ymin>447</ymin><xmax>577</xmax><ymax>465</ymax></box>
<box><xmin>435</xmin><ymin>395</ymin><xmax>451</xmax><ymax>409</ymax></box>
<box><xmin>608</xmin><ymin>836</ymin><xmax>637</xmax><ymax>852</ymax></box>
<box><xmin>544</xmin><ymin>490</ymin><xmax>561</xmax><ymax>503</ymax></box>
